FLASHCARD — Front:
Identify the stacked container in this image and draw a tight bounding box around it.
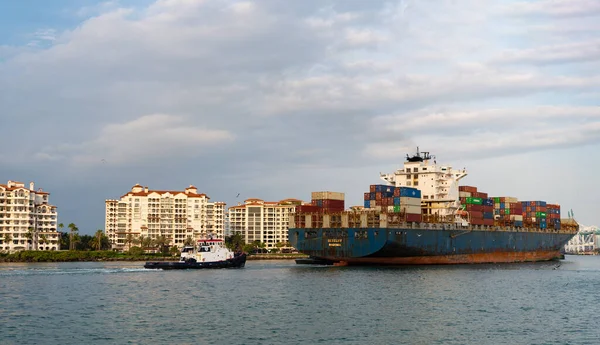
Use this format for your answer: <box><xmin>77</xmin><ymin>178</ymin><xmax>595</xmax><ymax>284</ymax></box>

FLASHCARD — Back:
<box><xmin>364</xmin><ymin>184</ymin><xmax>422</xmax><ymax>222</ymax></box>
<box><xmin>521</xmin><ymin>201</ymin><xmax>548</xmax><ymax>229</ymax></box>
<box><xmin>458</xmin><ymin>186</ymin><xmax>488</xmax><ymax>199</ymax></box>
<box><xmin>547</xmin><ymin>204</ymin><xmax>561</xmax><ymax>230</ymax></box>
<box><xmin>311</xmin><ymin>191</ymin><xmax>345</xmax><ymax>212</ymax></box>
<box><xmin>491</xmin><ymin>197</ymin><xmax>523</xmax><ymax>227</ymax></box>
<box><xmin>459</xmin><ymin>186</ymin><xmax>493</xmax><ymax>226</ymax></box>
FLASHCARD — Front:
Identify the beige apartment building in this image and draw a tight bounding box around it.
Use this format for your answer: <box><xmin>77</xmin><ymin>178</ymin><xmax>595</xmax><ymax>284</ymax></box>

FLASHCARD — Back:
<box><xmin>105</xmin><ymin>184</ymin><xmax>226</xmax><ymax>250</ymax></box>
<box><xmin>228</xmin><ymin>198</ymin><xmax>304</xmax><ymax>249</ymax></box>
<box><xmin>0</xmin><ymin>180</ymin><xmax>60</xmax><ymax>252</ymax></box>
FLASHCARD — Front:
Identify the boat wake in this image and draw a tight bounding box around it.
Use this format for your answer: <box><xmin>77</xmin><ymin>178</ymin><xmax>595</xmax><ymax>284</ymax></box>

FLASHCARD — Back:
<box><xmin>0</xmin><ymin>267</ymin><xmax>154</xmax><ymax>277</ymax></box>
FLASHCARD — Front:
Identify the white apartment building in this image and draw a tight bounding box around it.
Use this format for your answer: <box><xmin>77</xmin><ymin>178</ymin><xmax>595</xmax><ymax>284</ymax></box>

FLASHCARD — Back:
<box><xmin>228</xmin><ymin>198</ymin><xmax>304</xmax><ymax>249</ymax></box>
<box><xmin>0</xmin><ymin>180</ymin><xmax>60</xmax><ymax>252</ymax></box>
<box><xmin>105</xmin><ymin>184</ymin><xmax>226</xmax><ymax>250</ymax></box>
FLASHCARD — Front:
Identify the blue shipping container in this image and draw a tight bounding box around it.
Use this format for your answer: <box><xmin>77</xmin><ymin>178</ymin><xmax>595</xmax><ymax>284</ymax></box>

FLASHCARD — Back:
<box><xmin>370</xmin><ymin>192</ymin><xmax>376</xmax><ymax>200</ymax></box>
<box><xmin>482</xmin><ymin>199</ymin><xmax>494</xmax><ymax>206</ymax></box>
<box><xmin>399</xmin><ymin>187</ymin><xmax>421</xmax><ymax>198</ymax></box>
<box><xmin>393</xmin><ymin>197</ymin><xmax>400</xmax><ymax>206</ymax></box>
<box><xmin>364</xmin><ymin>200</ymin><xmax>370</xmax><ymax>208</ymax></box>
<box><xmin>514</xmin><ymin>221</ymin><xmax>523</xmax><ymax>227</ymax></box>
<box><xmin>500</xmin><ymin>202</ymin><xmax>505</xmax><ymax>208</ymax></box>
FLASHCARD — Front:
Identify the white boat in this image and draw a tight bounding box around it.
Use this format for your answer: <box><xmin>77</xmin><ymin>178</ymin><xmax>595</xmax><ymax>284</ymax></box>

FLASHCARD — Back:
<box><xmin>144</xmin><ymin>238</ymin><xmax>246</xmax><ymax>270</ymax></box>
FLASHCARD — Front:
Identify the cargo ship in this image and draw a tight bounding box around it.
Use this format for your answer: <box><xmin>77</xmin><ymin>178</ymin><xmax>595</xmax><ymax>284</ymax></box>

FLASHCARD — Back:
<box><xmin>288</xmin><ymin>149</ymin><xmax>579</xmax><ymax>265</ymax></box>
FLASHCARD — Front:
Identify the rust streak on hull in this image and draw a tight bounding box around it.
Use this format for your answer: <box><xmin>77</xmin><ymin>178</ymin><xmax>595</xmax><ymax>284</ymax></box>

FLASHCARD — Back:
<box><xmin>320</xmin><ymin>250</ymin><xmax>562</xmax><ymax>265</ymax></box>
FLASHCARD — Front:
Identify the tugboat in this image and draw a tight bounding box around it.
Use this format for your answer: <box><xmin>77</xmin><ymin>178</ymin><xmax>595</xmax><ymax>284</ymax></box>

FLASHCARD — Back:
<box><xmin>144</xmin><ymin>238</ymin><xmax>246</xmax><ymax>270</ymax></box>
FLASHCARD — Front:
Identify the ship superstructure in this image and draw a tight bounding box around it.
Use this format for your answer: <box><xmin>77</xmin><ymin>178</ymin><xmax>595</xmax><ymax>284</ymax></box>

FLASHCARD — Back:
<box><xmin>380</xmin><ymin>148</ymin><xmax>467</xmax><ymax>221</ymax></box>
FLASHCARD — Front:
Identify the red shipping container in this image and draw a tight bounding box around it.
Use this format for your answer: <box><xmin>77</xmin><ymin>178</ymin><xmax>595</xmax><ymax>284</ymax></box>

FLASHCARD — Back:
<box><xmin>322</xmin><ymin>199</ymin><xmax>345</xmax><ymax>208</ymax></box>
<box><xmin>375</xmin><ymin>192</ymin><xmax>382</xmax><ymax>200</ymax></box>
<box><xmin>482</xmin><ymin>205</ymin><xmax>494</xmax><ymax>213</ymax></box>
<box><xmin>406</xmin><ymin>213</ymin><xmax>422</xmax><ymax>222</ymax></box>
<box><xmin>323</xmin><ymin>207</ymin><xmax>344</xmax><ymax>213</ymax></box>
<box><xmin>370</xmin><ymin>185</ymin><xmax>376</xmax><ymax>193</ymax></box>
<box><xmin>466</xmin><ymin>204</ymin><xmax>483</xmax><ymax>212</ymax></box>
<box><xmin>459</xmin><ymin>197</ymin><xmax>466</xmax><ymax>204</ymax></box>
<box><xmin>483</xmin><ymin>219</ymin><xmax>494</xmax><ymax>226</ymax></box>
<box><xmin>470</xmin><ymin>211</ymin><xmax>483</xmax><ymax>218</ymax></box>
<box><xmin>364</xmin><ymin>193</ymin><xmax>370</xmax><ymax>201</ymax></box>
<box><xmin>393</xmin><ymin>189</ymin><xmax>400</xmax><ymax>197</ymax></box>
<box><xmin>470</xmin><ymin>218</ymin><xmax>484</xmax><ymax>225</ymax></box>
<box><xmin>296</xmin><ymin>205</ymin><xmax>321</xmax><ymax>213</ymax></box>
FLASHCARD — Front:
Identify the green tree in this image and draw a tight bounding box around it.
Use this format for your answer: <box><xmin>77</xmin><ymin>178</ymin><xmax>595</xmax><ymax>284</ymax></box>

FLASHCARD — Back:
<box><xmin>169</xmin><ymin>246</ymin><xmax>180</xmax><ymax>256</ymax></box>
<box><xmin>183</xmin><ymin>236</ymin><xmax>195</xmax><ymax>246</ymax></box>
<box><xmin>39</xmin><ymin>234</ymin><xmax>48</xmax><ymax>249</ymax></box>
<box><xmin>89</xmin><ymin>230</ymin><xmax>106</xmax><ymax>251</ymax></box>
<box><xmin>139</xmin><ymin>236</ymin><xmax>154</xmax><ymax>252</ymax></box>
<box><xmin>3</xmin><ymin>233</ymin><xmax>12</xmax><ymax>246</ymax></box>
<box><xmin>225</xmin><ymin>233</ymin><xmax>244</xmax><ymax>251</ymax></box>
<box><xmin>59</xmin><ymin>232</ymin><xmax>70</xmax><ymax>249</ymax></box>
<box><xmin>154</xmin><ymin>235</ymin><xmax>169</xmax><ymax>255</ymax></box>
<box><xmin>125</xmin><ymin>234</ymin><xmax>135</xmax><ymax>250</ymax></box>
<box><xmin>68</xmin><ymin>223</ymin><xmax>79</xmax><ymax>250</ymax></box>
<box><xmin>25</xmin><ymin>227</ymin><xmax>35</xmax><ymax>250</ymax></box>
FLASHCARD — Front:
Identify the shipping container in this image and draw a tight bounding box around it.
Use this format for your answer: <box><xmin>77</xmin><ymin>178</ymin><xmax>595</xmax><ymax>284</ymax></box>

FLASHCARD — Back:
<box><xmin>466</xmin><ymin>197</ymin><xmax>483</xmax><ymax>205</ymax></box>
<box><xmin>399</xmin><ymin>197</ymin><xmax>421</xmax><ymax>206</ymax></box>
<box><xmin>364</xmin><ymin>200</ymin><xmax>370</xmax><ymax>208</ymax></box>
<box><xmin>483</xmin><ymin>219</ymin><xmax>494</xmax><ymax>226</ymax></box>
<box><xmin>399</xmin><ymin>187</ymin><xmax>422</xmax><ymax>198</ymax></box>
<box><xmin>296</xmin><ymin>205</ymin><xmax>321</xmax><ymax>213</ymax></box>
<box><xmin>311</xmin><ymin>191</ymin><xmax>345</xmax><ymax>201</ymax></box>
<box><xmin>401</xmin><ymin>205</ymin><xmax>422</xmax><ymax>214</ymax></box>
<box><xmin>406</xmin><ymin>213</ymin><xmax>422</xmax><ymax>222</ymax></box>
<box><xmin>459</xmin><ymin>191</ymin><xmax>472</xmax><ymax>198</ymax></box>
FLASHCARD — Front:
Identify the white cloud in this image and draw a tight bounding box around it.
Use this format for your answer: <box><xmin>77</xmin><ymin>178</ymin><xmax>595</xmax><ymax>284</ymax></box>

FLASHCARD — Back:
<box><xmin>1</xmin><ymin>0</ymin><xmax>600</xmax><ymax>227</ymax></box>
<box><xmin>36</xmin><ymin>114</ymin><xmax>233</xmax><ymax>166</ymax></box>
<box><xmin>502</xmin><ymin>0</ymin><xmax>600</xmax><ymax>18</ymax></box>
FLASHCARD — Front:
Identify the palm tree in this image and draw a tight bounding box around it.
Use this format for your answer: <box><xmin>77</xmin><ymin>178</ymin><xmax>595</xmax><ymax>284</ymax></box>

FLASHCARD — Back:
<box><xmin>154</xmin><ymin>235</ymin><xmax>169</xmax><ymax>255</ymax></box>
<box><xmin>183</xmin><ymin>236</ymin><xmax>195</xmax><ymax>246</ymax></box>
<box><xmin>39</xmin><ymin>234</ymin><xmax>48</xmax><ymax>250</ymax></box>
<box><xmin>90</xmin><ymin>230</ymin><xmax>105</xmax><ymax>251</ymax></box>
<box><xmin>58</xmin><ymin>223</ymin><xmax>64</xmax><ymax>234</ymax></box>
<box><xmin>3</xmin><ymin>233</ymin><xmax>12</xmax><ymax>248</ymax></box>
<box><xmin>25</xmin><ymin>227</ymin><xmax>35</xmax><ymax>250</ymax></box>
<box><xmin>125</xmin><ymin>234</ymin><xmax>135</xmax><ymax>250</ymax></box>
<box><xmin>68</xmin><ymin>223</ymin><xmax>78</xmax><ymax>250</ymax></box>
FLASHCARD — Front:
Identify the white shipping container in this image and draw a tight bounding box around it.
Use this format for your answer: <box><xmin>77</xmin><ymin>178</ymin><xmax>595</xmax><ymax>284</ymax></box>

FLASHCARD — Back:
<box><xmin>401</xmin><ymin>205</ymin><xmax>422</xmax><ymax>214</ymax></box>
<box><xmin>387</xmin><ymin>206</ymin><xmax>395</xmax><ymax>213</ymax></box>
<box><xmin>399</xmin><ymin>197</ymin><xmax>422</xmax><ymax>206</ymax></box>
<box><xmin>506</xmin><ymin>197</ymin><xmax>519</xmax><ymax>203</ymax></box>
<box><xmin>459</xmin><ymin>191</ymin><xmax>472</xmax><ymax>198</ymax></box>
<box><xmin>311</xmin><ymin>191</ymin><xmax>345</xmax><ymax>201</ymax></box>
<box><xmin>369</xmin><ymin>200</ymin><xmax>377</xmax><ymax>208</ymax></box>
<box><xmin>510</xmin><ymin>215</ymin><xmax>524</xmax><ymax>221</ymax></box>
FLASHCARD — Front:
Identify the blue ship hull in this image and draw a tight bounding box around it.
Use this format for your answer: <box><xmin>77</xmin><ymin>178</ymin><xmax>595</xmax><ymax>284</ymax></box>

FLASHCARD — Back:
<box><xmin>289</xmin><ymin>227</ymin><xmax>576</xmax><ymax>265</ymax></box>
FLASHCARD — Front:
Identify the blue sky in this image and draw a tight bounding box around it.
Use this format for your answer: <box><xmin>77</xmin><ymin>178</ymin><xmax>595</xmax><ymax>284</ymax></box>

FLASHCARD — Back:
<box><xmin>1</xmin><ymin>0</ymin><xmax>599</xmax><ymax>233</ymax></box>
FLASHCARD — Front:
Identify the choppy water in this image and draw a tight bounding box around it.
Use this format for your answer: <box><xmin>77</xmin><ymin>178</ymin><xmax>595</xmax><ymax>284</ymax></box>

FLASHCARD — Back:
<box><xmin>1</xmin><ymin>256</ymin><xmax>599</xmax><ymax>345</ymax></box>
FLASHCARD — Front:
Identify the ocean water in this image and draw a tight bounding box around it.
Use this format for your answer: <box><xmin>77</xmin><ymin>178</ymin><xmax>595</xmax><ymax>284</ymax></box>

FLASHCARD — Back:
<box><xmin>0</xmin><ymin>256</ymin><xmax>599</xmax><ymax>345</ymax></box>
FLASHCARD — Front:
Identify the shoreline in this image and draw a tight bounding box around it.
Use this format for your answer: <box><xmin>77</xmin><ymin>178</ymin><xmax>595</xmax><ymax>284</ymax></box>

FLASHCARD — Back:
<box><xmin>0</xmin><ymin>250</ymin><xmax>308</xmax><ymax>263</ymax></box>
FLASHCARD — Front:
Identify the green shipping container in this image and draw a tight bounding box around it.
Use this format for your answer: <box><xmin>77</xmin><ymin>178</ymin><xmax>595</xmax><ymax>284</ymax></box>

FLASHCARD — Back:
<box><xmin>466</xmin><ymin>197</ymin><xmax>483</xmax><ymax>205</ymax></box>
<box><xmin>494</xmin><ymin>197</ymin><xmax>500</xmax><ymax>203</ymax></box>
<box><xmin>393</xmin><ymin>205</ymin><xmax>400</xmax><ymax>213</ymax></box>
<box><xmin>505</xmin><ymin>209</ymin><xmax>510</xmax><ymax>215</ymax></box>
<box><xmin>536</xmin><ymin>212</ymin><xmax>547</xmax><ymax>218</ymax></box>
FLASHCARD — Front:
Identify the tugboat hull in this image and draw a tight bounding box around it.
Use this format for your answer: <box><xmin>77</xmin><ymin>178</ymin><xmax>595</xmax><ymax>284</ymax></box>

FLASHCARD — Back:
<box><xmin>144</xmin><ymin>254</ymin><xmax>246</xmax><ymax>270</ymax></box>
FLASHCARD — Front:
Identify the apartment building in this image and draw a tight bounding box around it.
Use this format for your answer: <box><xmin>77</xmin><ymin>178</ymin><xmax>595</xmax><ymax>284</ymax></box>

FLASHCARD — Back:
<box><xmin>0</xmin><ymin>180</ymin><xmax>60</xmax><ymax>252</ymax></box>
<box><xmin>228</xmin><ymin>198</ymin><xmax>304</xmax><ymax>249</ymax></box>
<box><xmin>105</xmin><ymin>184</ymin><xmax>226</xmax><ymax>250</ymax></box>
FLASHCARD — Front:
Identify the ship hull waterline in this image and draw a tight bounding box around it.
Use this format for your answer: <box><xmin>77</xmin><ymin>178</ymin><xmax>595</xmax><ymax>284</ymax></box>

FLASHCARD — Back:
<box><xmin>289</xmin><ymin>227</ymin><xmax>575</xmax><ymax>266</ymax></box>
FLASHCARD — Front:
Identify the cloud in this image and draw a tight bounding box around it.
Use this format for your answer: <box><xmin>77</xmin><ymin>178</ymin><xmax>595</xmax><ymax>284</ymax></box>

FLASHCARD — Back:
<box><xmin>36</xmin><ymin>114</ymin><xmax>233</xmax><ymax>166</ymax></box>
<box><xmin>1</xmin><ymin>0</ymin><xmax>600</xmax><ymax>228</ymax></box>
<box><xmin>495</xmin><ymin>40</ymin><xmax>600</xmax><ymax>65</ymax></box>
<box><xmin>365</xmin><ymin>105</ymin><xmax>600</xmax><ymax>160</ymax></box>
<box><xmin>502</xmin><ymin>0</ymin><xmax>600</xmax><ymax>18</ymax></box>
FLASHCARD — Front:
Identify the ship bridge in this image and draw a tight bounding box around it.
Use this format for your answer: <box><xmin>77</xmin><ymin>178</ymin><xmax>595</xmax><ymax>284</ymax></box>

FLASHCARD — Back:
<box><xmin>380</xmin><ymin>148</ymin><xmax>468</xmax><ymax>219</ymax></box>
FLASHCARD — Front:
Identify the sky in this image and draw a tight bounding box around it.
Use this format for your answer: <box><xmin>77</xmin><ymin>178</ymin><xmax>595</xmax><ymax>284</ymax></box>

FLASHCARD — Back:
<box><xmin>1</xmin><ymin>0</ymin><xmax>599</xmax><ymax>234</ymax></box>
